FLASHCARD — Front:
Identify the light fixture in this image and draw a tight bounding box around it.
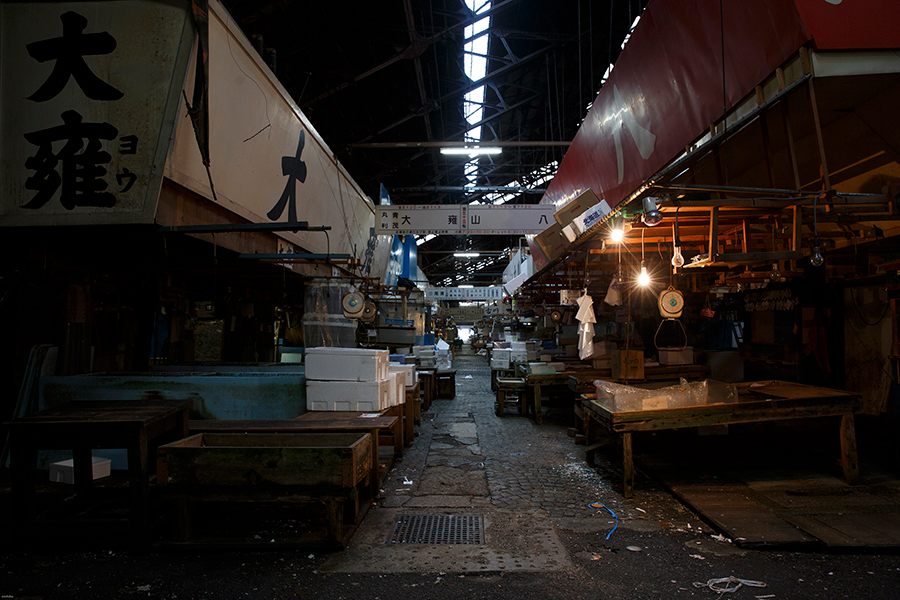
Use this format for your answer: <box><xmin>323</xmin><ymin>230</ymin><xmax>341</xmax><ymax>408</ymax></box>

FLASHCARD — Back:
<box><xmin>642</xmin><ymin>196</ymin><xmax>663</xmax><ymax>226</ymax></box>
<box><xmin>810</xmin><ymin>193</ymin><xmax>825</xmax><ymax>267</ymax></box>
<box><xmin>638</xmin><ymin>263</ymin><xmax>650</xmax><ymax>286</ymax></box>
<box><xmin>610</xmin><ymin>214</ymin><xmax>625</xmax><ymax>242</ymax></box>
<box><xmin>440</xmin><ymin>147</ymin><xmax>502</xmax><ymax>155</ymax></box>
<box><xmin>671</xmin><ymin>215</ymin><xmax>684</xmax><ymax>268</ymax></box>
<box><xmin>638</xmin><ymin>228</ymin><xmax>650</xmax><ymax>286</ymax></box>
<box><xmin>811</xmin><ymin>239</ymin><xmax>824</xmax><ymax>267</ymax></box>
<box><xmin>453</xmin><ymin>252</ymin><xmax>480</xmax><ymax>258</ymax></box>
<box><xmin>458</xmin><ymin>284</ymin><xmax>474</xmax><ymax>288</ymax></box>
<box><xmin>671</xmin><ymin>246</ymin><xmax>684</xmax><ymax>269</ymax></box>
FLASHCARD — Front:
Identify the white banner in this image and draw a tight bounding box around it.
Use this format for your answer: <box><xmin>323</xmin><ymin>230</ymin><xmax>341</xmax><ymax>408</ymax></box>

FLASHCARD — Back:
<box><xmin>376</xmin><ymin>204</ymin><xmax>556</xmax><ymax>236</ymax></box>
<box><xmin>425</xmin><ymin>286</ymin><xmax>505</xmax><ymax>301</ymax></box>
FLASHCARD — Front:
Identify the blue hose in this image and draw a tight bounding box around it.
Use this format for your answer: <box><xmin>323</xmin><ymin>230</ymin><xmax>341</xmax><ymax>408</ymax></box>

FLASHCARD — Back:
<box><xmin>588</xmin><ymin>502</ymin><xmax>618</xmax><ymax>540</ymax></box>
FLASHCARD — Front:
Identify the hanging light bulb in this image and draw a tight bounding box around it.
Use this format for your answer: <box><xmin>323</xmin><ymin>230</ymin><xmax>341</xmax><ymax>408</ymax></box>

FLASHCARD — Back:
<box><xmin>610</xmin><ymin>214</ymin><xmax>625</xmax><ymax>242</ymax></box>
<box><xmin>638</xmin><ymin>262</ymin><xmax>650</xmax><ymax>286</ymax></box>
<box><xmin>671</xmin><ymin>245</ymin><xmax>684</xmax><ymax>268</ymax></box>
<box><xmin>811</xmin><ymin>239</ymin><xmax>825</xmax><ymax>267</ymax></box>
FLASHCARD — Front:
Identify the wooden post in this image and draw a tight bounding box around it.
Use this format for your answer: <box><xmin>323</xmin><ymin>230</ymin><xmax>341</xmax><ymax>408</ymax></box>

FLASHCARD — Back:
<box><xmin>623</xmin><ymin>432</ymin><xmax>634</xmax><ymax>499</ymax></box>
<box><xmin>840</xmin><ymin>413</ymin><xmax>859</xmax><ymax>485</ymax></box>
<box><xmin>709</xmin><ymin>207</ymin><xmax>719</xmax><ymax>260</ymax></box>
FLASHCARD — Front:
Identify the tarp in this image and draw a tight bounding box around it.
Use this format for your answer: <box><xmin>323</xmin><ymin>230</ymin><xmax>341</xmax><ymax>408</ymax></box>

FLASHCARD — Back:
<box><xmin>540</xmin><ymin>0</ymin><xmax>900</xmax><ymax>215</ymax></box>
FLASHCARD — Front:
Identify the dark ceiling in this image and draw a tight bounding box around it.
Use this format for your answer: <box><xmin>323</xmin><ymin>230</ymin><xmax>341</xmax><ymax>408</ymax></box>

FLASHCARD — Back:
<box><xmin>221</xmin><ymin>0</ymin><xmax>649</xmax><ymax>283</ymax></box>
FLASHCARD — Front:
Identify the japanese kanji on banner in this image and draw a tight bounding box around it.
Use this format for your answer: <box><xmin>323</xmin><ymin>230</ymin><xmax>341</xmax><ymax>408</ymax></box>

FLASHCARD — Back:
<box><xmin>0</xmin><ymin>1</ymin><xmax>195</xmax><ymax>225</ymax></box>
<box><xmin>375</xmin><ymin>204</ymin><xmax>556</xmax><ymax>236</ymax></box>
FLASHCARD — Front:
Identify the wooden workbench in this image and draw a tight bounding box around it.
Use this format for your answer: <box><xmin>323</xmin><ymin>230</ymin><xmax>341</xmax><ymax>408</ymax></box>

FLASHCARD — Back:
<box><xmin>8</xmin><ymin>399</ymin><xmax>191</xmax><ymax>546</ymax></box>
<box><xmin>578</xmin><ymin>380</ymin><xmax>861</xmax><ymax>498</ymax></box>
<box><xmin>189</xmin><ymin>413</ymin><xmax>399</xmax><ymax>499</ymax></box>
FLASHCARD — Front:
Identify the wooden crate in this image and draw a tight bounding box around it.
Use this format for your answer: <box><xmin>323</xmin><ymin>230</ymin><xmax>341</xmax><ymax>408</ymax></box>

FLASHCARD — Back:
<box><xmin>158</xmin><ymin>432</ymin><xmax>371</xmax><ymax>488</ymax></box>
<box><xmin>157</xmin><ymin>432</ymin><xmax>372</xmax><ymax>547</ymax></box>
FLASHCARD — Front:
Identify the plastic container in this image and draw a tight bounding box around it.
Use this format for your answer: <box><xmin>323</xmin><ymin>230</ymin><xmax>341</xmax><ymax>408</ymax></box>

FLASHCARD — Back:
<box><xmin>302</xmin><ymin>314</ymin><xmax>357</xmax><ymax>348</ymax></box>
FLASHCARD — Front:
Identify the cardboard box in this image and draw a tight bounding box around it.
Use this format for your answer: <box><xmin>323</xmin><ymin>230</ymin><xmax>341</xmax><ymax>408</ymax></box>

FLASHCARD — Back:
<box><xmin>611</xmin><ymin>348</ymin><xmax>645</xmax><ymax>380</ymax></box>
<box><xmin>534</xmin><ymin>222</ymin><xmax>568</xmax><ymax>262</ymax></box>
<box><xmin>305</xmin><ymin>347</ymin><xmax>389</xmax><ymax>381</ymax></box>
<box><xmin>306</xmin><ymin>379</ymin><xmax>392</xmax><ymax>411</ymax></box>
<box><xmin>49</xmin><ymin>456</ymin><xmax>111</xmax><ymax>484</ymax></box>
<box><xmin>593</xmin><ymin>341</ymin><xmax>614</xmax><ymax>356</ymax></box>
<box><xmin>553</xmin><ymin>189</ymin><xmax>601</xmax><ymax>227</ymax></box>
<box><xmin>658</xmin><ymin>347</ymin><xmax>693</xmax><ymax>366</ymax></box>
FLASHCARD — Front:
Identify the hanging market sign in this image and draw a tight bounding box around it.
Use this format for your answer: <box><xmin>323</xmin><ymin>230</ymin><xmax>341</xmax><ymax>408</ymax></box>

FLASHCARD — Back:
<box><xmin>375</xmin><ymin>204</ymin><xmax>556</xmax><ymax>236</ymax></box>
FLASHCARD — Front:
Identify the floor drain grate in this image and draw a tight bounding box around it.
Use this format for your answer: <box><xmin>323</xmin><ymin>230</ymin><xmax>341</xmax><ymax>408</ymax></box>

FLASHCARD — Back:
<box><xmin>387</xmin><ymin>514</ymin><xmax>484</xmax><ymax>545</ymax></box>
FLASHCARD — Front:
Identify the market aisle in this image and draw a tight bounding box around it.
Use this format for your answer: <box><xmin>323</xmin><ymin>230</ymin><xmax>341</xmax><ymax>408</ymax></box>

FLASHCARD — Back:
<box><xmin>322</xmin><ymin>345</ymin><xmax>639</xmax><ymax>573</ymax></box>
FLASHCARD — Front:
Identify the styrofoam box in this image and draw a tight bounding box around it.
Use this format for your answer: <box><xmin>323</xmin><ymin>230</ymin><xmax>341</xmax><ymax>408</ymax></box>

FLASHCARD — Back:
<box><xmin>658</xmin><ymin>347</ymin><xmax>693</xmax><ymax>365</ymax></box>
<box><xmin>389</xmin><ymin>371</ymin><xmax>406</xmax><ymax>406</ymax></box>
<box><xmin>493</xmin><ymin>349</ymin><xmax>511</xmax><ymax>360</ymax></box>
<box><xmin>389</xmin><ymin>363</ymin><xmax>417</xmax><ymax>387</ymax></box>
<box><xmin>49</xmin><ymin>456</ymin><xmax>111</xmax><ymax>484</ymax></box>
<box><xmin>306</xmin><ymin>379</ymin><xmax>391</xmax><ymax>411</ymax></box>
<box><xmin>491</xmin><ymin>358</ymin><xmax>510</xmax><ymax>369</ymax></box>
<box><xmin>305</xmin><ymin>347</ymin><xmax>389</xmax><ymax>381</ymax></box>
<box><xmin>420</xmin><ymin>358</ymin><xmax>436</xmax><ymax>368</ymax></box>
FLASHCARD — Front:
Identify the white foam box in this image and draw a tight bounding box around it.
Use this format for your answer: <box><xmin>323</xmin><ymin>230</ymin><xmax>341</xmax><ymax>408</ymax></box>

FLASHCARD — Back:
<box><xmin>306</xmin><ymin>379</ymin><xmax>391</xmax><ymax>411</ymax></box>
<box><xmin>491</xmin><ymin>358</ymin><xmax>510</xmax><ymax>369</ymax></box>
<box><xmin>510</xmin><ymin>351</ymin><xmax>528</xmax><ymax>362</ymax></box>
<box><xmin>493</xmin><ymin>348</ymin><xmax>511</xmax><ymax>361</ymax></box>
<box><xmin>658</xmin><ymin>347</ymin><xmax>693</xmax><ymax>365</ymax></box>
<box><xmin>389</xmin><ymin>363</ymin><xmax>417</xmax><ymax>387</ymax></box>
<box><xmin>388</xmin><ymin>371</ymin><xmax>407</xmax><ymax>406</ymax></box>
<box><xmin>419</xmin><ymin>358</ymin><xmax>436</xmax><ymax>368</ymax></box>
<box><xmin>528</xmin><ymin>362</ymin><xmax>556</xmax><ymax>375</ymax></box>
<box><xmin>49</xmin><ymin>456</ymin><xmax>111</xmax><ymax>484</ymax></box>
<box><xmin>305</xmin><ymin>347</ymin><xmax>389</xmax><ymax>381</ymax></box>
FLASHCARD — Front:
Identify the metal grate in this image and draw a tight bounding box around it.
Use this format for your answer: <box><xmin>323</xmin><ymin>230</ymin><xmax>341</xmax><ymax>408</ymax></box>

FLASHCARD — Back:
<box><xmin>387</xmin><ymin>514</ymin><xmax>483</xmax><ymax>545</ymax></box>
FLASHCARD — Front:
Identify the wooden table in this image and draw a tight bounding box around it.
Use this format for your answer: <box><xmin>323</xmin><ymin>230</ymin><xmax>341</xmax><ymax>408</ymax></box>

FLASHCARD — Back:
<box><xmin>417</xmin><ymin>368</ymin><xmax>436</xmax><ymax>411</ymax></box>
<box><xmin>579</xmin><ymin>380</ymin><xmax>861</xmax><ymax>498</ymax></box>
<box><xmin>189</xmin><ymin>414</ymin><xmax>398</xmax><ymax>499</ymax></box>
<box><xmin>8</xmin><ymin>399</ymin><xmax>191</xmax><ymax>546</ymax></box>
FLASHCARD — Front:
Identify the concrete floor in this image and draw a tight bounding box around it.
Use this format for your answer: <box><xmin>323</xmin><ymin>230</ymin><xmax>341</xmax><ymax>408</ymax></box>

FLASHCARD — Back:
<box><xmin>2</xmin><ymin>346</ymin><xmax>900</xmax><ymax>599</ymax></box>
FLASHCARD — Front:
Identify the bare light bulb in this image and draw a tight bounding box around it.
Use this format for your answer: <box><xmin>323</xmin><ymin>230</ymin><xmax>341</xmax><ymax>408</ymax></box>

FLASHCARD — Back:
<box><xmin>611</xmin><ymin>227</ymin><xmax>624</xmax><ymax>242</ymax></box>
<box><xmin>811</xmin><ymin>243</ymin><xmax>824</xmax><ymax>267</ymax></box>
<box><xmin>671</xmin><ymin>246</ymin><xmax>684</xmax><ymax>268</ymax></box>
<box><xmin>638</xmin><ymin>264</ymin><xmax>650</xmax><ymax>286</ymax></box>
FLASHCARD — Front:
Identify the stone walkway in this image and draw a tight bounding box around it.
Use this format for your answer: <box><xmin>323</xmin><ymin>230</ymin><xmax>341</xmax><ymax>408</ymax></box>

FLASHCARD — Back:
<box><xmin>323</xmin><ymin>346</ymin><xmax>656</xmax><ymax>573</ymax></box>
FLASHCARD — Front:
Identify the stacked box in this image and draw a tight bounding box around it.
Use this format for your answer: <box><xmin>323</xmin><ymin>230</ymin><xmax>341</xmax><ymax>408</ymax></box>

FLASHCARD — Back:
<box><xmin>305</xmin><ymin>347</ymin><xmax>389</xmax><ymax>381</ymax></box>
<box><xmin>388</xmin><ymin>371</ymin><xmax>407</xmax><ymax>406</ymax></box>
<box><xmin>389</xmin><ymin>354</ymin><xmax>406</xmax><ymax>364</ymax></box>
<box><xmin>491</xmin><ymin>358</ymin><xmax>510</xmax><ymax>369</ymax></box>
<box><xmin>528</xmin><ymin>362</ymin><xmax>556</xmax><ymax>375</ymax></box>
<box><xmin>306</xmin><ymin>347</ymin><xmax>394</xmax><ymax>411</ymax></box>
<box><xmin>389</xmin><ymin>363</ymin><xmax>417</xmax><ymax>387</ymax></box>
<box><xmin>611</xmin><ymin>348</ymin><xmax>644</xmax><ymax>380</ymax></box>
<box><xmin>307</xmin><ymin>379</ymin><xmax>392</xmax><ymax>411</ymax></box>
